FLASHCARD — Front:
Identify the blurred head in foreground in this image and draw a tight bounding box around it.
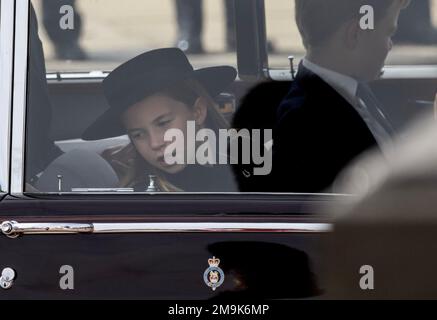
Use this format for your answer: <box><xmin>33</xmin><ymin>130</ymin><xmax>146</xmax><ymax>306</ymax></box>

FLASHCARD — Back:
<box><xmin>325</xmin><ymin>108</ymin><xmax>437</xmax><ymax>299</ymax></box>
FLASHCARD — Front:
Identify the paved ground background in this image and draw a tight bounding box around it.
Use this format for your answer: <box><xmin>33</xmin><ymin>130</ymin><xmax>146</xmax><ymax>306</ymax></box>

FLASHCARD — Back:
<box><xmin>32</xmin><ymin>0</ymin><xmax>437</xmax><ymax>72</ymax></box>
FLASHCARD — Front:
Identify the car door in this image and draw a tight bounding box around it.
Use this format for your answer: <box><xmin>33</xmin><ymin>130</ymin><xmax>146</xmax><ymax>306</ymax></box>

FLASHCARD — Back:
<box><xmin>0</xmin><ymin>0</ymin><xmax>334</xmax><ymax>299</ymax></box>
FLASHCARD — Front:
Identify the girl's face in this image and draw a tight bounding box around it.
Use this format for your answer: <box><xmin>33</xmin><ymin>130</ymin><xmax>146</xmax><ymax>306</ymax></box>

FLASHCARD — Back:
<box><xmin>122</xmin><ymin>94</ymin><xmax>207</xmax><ymax>174</ymax></box>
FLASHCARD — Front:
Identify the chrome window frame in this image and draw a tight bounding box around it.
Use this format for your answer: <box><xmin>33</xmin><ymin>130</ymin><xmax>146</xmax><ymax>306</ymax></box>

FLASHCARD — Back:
<box><xmin>0</xmin><ymin>0</ymin><xmax>15</xmax><ymax>193</ymax></box>
<box><xmin>268</xmin><ymin>65</ymin><xmax>437</xmax><ymax>81</ymax></box>
<box><xmin>10</xmin><ymin>0</ymin><xmax>29</xmax><ymax>195</ymax></box>
<box><xmin>235</xmin><ymin>0</ymin><xmax>269</xmax><ymax>81</ymax></box>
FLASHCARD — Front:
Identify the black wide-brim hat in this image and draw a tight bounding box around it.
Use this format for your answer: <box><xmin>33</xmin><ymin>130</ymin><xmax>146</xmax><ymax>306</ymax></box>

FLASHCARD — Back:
<box><xmin>82</xmin><ymin>48</ymin><xmax>237</xmax><ymax>140</ymax></box>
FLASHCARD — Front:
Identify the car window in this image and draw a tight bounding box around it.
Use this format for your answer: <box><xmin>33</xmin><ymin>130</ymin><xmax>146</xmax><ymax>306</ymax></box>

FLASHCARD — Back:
<box><xmin>25</xmin><ymin>0</ymin><xmax>258</xmax><ymax>194</ymax></box>
<box><xmin>24</xmin><ymin>0</ymin><xmax>437</xmax><ymax>196</ymax></box>
<box><xmin>266</xmin><ymin>0</ymin><xmax>437</xmax><ymax>69</ymax></box>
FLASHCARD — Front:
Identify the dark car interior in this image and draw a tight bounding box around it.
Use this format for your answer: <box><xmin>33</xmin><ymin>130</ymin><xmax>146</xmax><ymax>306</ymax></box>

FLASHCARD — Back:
<box><xmin>39</xmin><ymin>71</ymin><xmax>437</xmax><ymax>193</ymax></box>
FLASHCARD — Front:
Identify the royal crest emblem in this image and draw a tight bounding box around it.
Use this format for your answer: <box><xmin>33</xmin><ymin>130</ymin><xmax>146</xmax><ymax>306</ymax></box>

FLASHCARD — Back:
<box><xmin>203</xmin><ymin>256</ymin><xmax>225</xmax><ymax>291</ymax></box>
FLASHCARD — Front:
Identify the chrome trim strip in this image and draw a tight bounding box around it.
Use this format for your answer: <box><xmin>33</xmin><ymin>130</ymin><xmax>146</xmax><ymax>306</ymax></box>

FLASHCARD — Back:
<box><xmin>70</xmin><ymin>188</ymin><xmax>135</xmax><ymax>192</ymax></box>
<box><xmin>0</xmin><ymin>0</ymin><xmax>15</xmax><ymax>192</ymax></box>
<box><xmin>10</xmin><ymin>0</ymin><xmax>29</xmax><ymax>195</ymax></box>
<box><xmin>1</xmin><ymin>221</ymin><xmax>332</xmax><ymax>237</ymax></box>
<box><xmin>27</xmin><ymin>191</ymin><xmax>352</xmax><ymax>197</ymax></box>
<box><xmin>381</xmin><ymin>65</ymin><xmax>437</xmax><ymax>79</ymax></box>
<box><xmin>45</xmin><ymin>65</ymin><xmax>437</xmax><ymax>83</ymax></box>
<box><xmin>269</xmin><ymin>65</ymin><xmax>437</xmax><ymax>81</ymax></box>
<box><xmin>93</xmin><ymin>222</ymin><xmax>332</xmax><ymax>233</ymax></box>
<box><xmin>46</xmin><ymin>71</ymin><xmax>109</xmax><ymax>80</ymax></box>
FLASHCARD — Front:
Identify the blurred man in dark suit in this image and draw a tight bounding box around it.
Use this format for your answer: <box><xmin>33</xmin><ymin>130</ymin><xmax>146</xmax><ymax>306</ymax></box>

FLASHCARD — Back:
<box><xmin>271</xmin><ymin>0</ymin><xmax>410</xmax><ymax>193</ymax></box>
<box><xmin>41</xmin><ymin>0</ymin><xmax>87</xmax><ymax>60</ymax></box>
<box><xmin>174</xmin><ymin>0</ymin><xmax>236</xmax><ymax>54</ymax></box>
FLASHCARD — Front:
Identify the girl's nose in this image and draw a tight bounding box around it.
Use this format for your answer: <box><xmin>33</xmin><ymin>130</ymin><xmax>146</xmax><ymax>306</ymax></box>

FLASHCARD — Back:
<box><xmin>148</xmin><ymin>131</ymin><xmax>165</xmax><ymax>150</ymax></box>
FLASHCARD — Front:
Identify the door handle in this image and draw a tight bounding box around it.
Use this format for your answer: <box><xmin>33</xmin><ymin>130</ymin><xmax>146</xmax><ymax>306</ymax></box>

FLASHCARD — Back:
<box><xmin>1</xmin><ymin>221</ymin><xmax>93</xmax><ymax>238</ymax></box>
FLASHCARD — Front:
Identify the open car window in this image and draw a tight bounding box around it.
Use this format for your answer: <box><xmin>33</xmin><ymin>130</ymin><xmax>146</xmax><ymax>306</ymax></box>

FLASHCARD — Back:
<box><xmin>24</xmin><ymin>0</ymin><xmax>437</xmax><ymax>196</ymax></box>
<box><xmin>25</xmin><ymin>0</ymin><xmax>260</xmax><ymax>194</ymax></box>
<box><xmin>263</xmin><ymin>0</ymin><xmax>437</xmax><ymax>134</ymax></box>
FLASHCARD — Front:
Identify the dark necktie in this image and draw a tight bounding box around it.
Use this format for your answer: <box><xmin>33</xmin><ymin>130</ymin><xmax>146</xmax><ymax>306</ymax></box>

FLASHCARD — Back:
<box><xmin>356</xmin><ymin>82</ymin><xmax>396</xmax><ymax>138</ymax></box>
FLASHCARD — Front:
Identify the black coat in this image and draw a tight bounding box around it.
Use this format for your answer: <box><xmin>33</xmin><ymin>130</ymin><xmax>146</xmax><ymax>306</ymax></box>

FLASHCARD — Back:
<box><xmin>271</xmin><ymin>65</ymin><xmax>380</xmax><ymax>193</ymax></box>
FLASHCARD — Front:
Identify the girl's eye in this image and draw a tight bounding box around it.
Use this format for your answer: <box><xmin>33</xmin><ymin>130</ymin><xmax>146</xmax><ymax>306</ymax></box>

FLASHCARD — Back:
<box><xmin>157</xmin><ymin>119</ymin><xmax>172</xmax><ymax>127</ymax></box>
<box><xmin>158</xmin><ymin>119</ymin><xmax>172</xmax><ymax>126</ymax></box>
<box><xmin>130</xmin><ymin>131</ymin><xmax>145</xmax><ymax>139</ymax></box>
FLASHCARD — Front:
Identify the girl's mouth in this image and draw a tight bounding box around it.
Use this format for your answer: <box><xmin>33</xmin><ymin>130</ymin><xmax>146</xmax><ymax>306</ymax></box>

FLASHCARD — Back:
<box><xmin>157</xmin><ymin>155</ymin><xmax>175</xmax><ymax>167</ymax></box>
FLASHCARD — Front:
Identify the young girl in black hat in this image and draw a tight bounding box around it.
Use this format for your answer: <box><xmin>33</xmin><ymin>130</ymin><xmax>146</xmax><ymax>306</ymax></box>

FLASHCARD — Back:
<box><xmin>83</xmin><ymin>48</ymin><xmax>238</xmax><ymax>192</ymax></box>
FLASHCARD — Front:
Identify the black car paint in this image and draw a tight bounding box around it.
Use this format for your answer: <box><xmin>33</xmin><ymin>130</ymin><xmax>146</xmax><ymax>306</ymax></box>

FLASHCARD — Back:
<box><xmin>0</xmin><ymin>194</ymin><xmax>332</xmax><ymax>299</ymax></box>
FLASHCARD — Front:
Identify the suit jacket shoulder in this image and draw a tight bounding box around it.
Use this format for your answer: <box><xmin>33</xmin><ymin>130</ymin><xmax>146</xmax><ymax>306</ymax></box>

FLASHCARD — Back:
<box><xmin>272</xmin><ymin>65</ymin><xmax>379</xmax><ymax>193</ymax></box>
